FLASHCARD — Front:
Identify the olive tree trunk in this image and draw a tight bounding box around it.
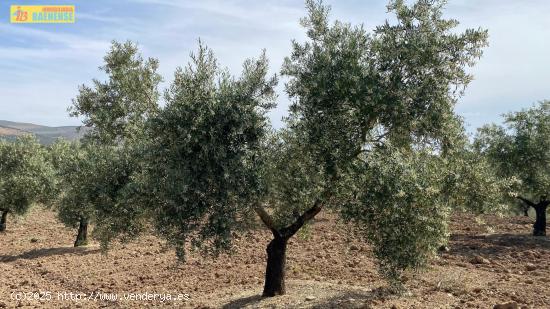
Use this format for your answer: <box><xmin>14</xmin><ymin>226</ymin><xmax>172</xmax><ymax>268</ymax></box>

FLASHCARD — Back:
<box><xmin>516</xmin><ymin>196</ymin><xmax>548</xmax><ymax>236</ymax></box>
<box><xmin>533</xmin><ymin>204</ymin><xmax>547</xmax><ymax>236</ymax></box>
<box><xmin>263</xmin><ymin>236</ymin><xmax>288</xmax><ymax>296</ymax></box>
<box><xmin>74</xmin><ymin>217</ymin><xmax>89</xmax><ymax>247</ymax></box>
<box><xmin>0</xmin><ymin>210</ymin><xmax>8</xmax><ymax>232</ymax></box>
<box><xmin>255</xmin><ymin>200</ymin><xmax>323</xmax><ymax>297</ymax></box>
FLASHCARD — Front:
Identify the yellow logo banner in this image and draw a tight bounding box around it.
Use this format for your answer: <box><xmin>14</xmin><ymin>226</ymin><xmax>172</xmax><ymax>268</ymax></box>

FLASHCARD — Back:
<box><xmin>10</xmin><ymin>5</ymin><xmax>75</xmax><ymax>23</ymax></box>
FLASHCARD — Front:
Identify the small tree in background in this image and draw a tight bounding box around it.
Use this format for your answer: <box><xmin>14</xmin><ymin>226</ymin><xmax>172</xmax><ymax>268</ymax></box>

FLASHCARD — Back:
<box><xmin>475</xmin><ymin>101</ymin><xmax>550</xmax><ymax>236</ymax></box>
<box><xmin>64</xmin><ymin>40</ymin><xmax>161</xmax><ymax>247</ymax></box>
<box><xmin>51</xmin><ymin>140</ymin><xmax>135</xmax><ymax>247</ymax></box>
<box><xmin>69</xmin><ymin>40</ymin><xmax>161</xmax><ymax>145</ymax></box>
<box><xmin>48</xmin><ymin>139</ymin><xmax>88</xmax><ymax>246</ymax></box>
<box><xmin>444</xmin><ymin>141</ymin><xmax>517</xmax><ymax>216</ymax></box>
<box><xmin>0</xmin><ymin>135</ymin><xmax>54</xmax><ymax>232</ymax></box>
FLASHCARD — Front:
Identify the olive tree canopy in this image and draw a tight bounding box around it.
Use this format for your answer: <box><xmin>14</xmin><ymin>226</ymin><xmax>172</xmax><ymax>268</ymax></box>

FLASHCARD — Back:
<box><xmin>60</xmin><ymin>40</ymin><xmax>161</xmax><ymax>246</ymax></box>
<box><xmin>70</xmin><ymin>40</ymin><xmax>162</xmax><ymax>144</ymax></box>
<box><xmin>0</xmin><ymin>135</ymin><xmax>55</xmax><ymax>232</ymax></box>
<box><xmin>475</xmin><ymin>101</ymin><xmax>550</xmax><ymax>235</ymax></box>
<box><xmin>279</xmin><ymin>0</ymin><xmax>488</xmax><ymax>289</ymax></box>
<box><xmin>144</xmin><ymin>43</ymin><xmax>277</xmax><ymax>260</ymax></box>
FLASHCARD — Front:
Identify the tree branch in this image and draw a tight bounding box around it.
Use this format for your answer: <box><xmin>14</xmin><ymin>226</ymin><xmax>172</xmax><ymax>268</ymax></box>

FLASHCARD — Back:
<box><xmin>516</xmin><ymin>196</ymin><xmax>536</xmax><ymax>207</ymax></box>
<box><xmin>280</xmin><ymin>199</ymin><xmax>323</xmax><ymax>239</ymax></box>
<box><xmin>254</xmin><ymin>206</ymin><xmax>280</xmax><ymax>237</ymax></box>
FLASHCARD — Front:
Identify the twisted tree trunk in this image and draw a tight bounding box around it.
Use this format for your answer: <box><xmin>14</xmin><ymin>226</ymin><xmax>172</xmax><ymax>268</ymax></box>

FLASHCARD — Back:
<box><xmin>263</xmin><ymin>236</ymin><xmax>288</xmax><ymax>296</ymax></box>
<box><xmin>517</xmin><ymin>196</ymin><xmax>548</xmax><ymax>236</ymax></box>
<box><xmin>256</xmin><ymin>200</ymin><xmax>323</xmax><ymax>297</ymax></box>
<box><xmin>74</xmin><ymin>217</ymin><xmax>89</xmax><ymax>247</ymax></box>
<box><xmin>533</xmin><ymin>204</ymin><xmax>547</xmax><ymax>236</ymax></box>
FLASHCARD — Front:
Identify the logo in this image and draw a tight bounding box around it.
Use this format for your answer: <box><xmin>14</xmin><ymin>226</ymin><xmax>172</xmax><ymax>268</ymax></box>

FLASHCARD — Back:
<box><xmin>12</xmin><ymin>6</ymin><xmax>28</xmax><ymax>22</ymax></box>
<box><xmin>10</xmin><ymin>5</ymin><xmax>75</xmax><ymax>23</ymax></box>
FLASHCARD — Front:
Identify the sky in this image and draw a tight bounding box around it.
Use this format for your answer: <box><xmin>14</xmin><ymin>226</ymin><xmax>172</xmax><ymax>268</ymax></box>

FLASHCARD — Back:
<box><xmin>0</xmin><ymin>0</ymin><xmax>549</xmax><ymax>133</ymax></box>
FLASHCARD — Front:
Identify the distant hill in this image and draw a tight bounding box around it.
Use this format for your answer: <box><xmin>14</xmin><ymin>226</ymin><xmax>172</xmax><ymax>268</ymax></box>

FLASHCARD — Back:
<box><xmin>0</xmin><ymin>120</ymin><xmax>88</xmax><ymax>145</ymax></box>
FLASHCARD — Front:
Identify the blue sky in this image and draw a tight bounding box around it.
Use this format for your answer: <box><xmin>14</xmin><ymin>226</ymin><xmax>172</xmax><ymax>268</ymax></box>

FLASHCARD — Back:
<box><xmin>0</xmin><ymin>0</ymin><xmax>549</xmax><ymax>133</ymax></box>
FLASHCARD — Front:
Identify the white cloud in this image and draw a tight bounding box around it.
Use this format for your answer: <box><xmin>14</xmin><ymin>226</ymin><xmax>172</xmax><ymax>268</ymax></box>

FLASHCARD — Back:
<box><xmin>0</xmin><ymin>24</ymin><xmax>110</xmax><ymax>52</ymax></box>
<box><xmin>129</xmin><ymin>0</ymin><xmax>302</xmax><ymax>30</ymax></box>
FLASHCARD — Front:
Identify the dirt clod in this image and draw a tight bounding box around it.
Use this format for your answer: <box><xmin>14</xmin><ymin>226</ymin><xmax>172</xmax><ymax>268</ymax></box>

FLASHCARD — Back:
<box><xmin>470</xmin><ymin>255</ymin><xmax>491</xmax><ymax>265</ymax></box>
<box><xmin>493</xmin><ymin>301</ymin><xmax>519</xmax><ymax>309</ymax></box>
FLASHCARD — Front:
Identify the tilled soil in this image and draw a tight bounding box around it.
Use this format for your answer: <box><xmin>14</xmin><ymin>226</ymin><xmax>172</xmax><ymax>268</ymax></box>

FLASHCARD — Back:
<box><xmin>0</xmin><ymin>207</ymin><xmax>549</xmax><ymax>308</ymax></box>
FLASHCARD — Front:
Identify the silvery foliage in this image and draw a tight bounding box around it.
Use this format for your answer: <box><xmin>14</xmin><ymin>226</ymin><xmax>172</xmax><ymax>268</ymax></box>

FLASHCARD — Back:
<box><xmin>282</xmin><ymin>0</ymin><xmax>488</xmax><ymax>286</ymax></box>
<box><xmin>143</xmin><ymin>43</ymin><xmax>277</xmax><ymax>260</ymax></box>
<box><xmin>475</xmin><ymin>101</ymin><xmax>550</xmax><ymax>202</ymax></box>
<box><xmin>0</xmin><ymin>135</ymin><xmax>55</xmax><ymax>216</ymax></box>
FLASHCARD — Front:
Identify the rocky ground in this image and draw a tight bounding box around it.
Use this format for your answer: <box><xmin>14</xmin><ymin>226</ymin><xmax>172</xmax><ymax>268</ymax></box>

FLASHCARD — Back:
<box><xmin>1</xmin><ymin>207</ymin><xmax>549</xmax><ymax>308</ymax></box>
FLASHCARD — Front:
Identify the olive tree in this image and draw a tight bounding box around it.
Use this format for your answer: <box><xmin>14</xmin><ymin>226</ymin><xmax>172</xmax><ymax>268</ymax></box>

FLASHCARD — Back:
<box><xmin>443</xmin><ymin>132</ymin><xmax>518</xmax><ymax>216</ymax></box>
<box><xmin>275</xmin><ymin>0</ymin><xmax>487</xmax><ymax>293</ymax></box>
<box><xmin>139</xmin><ymin>0</ymin><xmax>488</xmax><ymax>296</ymax></box>
<box><xmin>475</xmin><ymin>101</ymin><xmax>550</xmax><ymax>236</ymax></box>
<box><xmin>63</xmin><ymin>40</ymin><xmax>161</xmax><ymax>247</ymax></box>
<box><xmin>49</xmin><ymin>140</ymin><xmax>128</xmax><ymax>247</ymax></box>
<box><xmin>53</xmin><ymin>141</ymin><xmax>136</xmax><ymax>247</ymax></box>
<box><xmin>48</xmin><ymin>139</ymin><xmax>88</xmax><ymax>246</ymax></box>
<box><xmin>0</xmin><ymin>135</ymin><xmax>54</xmax><ymax>232</ymax></box>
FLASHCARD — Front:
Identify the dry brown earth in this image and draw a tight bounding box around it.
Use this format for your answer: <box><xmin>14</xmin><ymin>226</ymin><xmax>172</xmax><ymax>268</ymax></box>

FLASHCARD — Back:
<box><xmin>1</xmin><ymin>208</ymin><xmax>549</xmax><ymax>308</ymax></box>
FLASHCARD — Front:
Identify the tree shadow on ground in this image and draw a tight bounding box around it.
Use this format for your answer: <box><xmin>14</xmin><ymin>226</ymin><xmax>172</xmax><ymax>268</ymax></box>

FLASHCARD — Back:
<box><xmin>221</xmin><ymin>295</ymin><xmax>264</xmax><ymax>309</ymax></box>
<box><xmin>0</xmin><ymin>246</ymin><xmax>101</xmax><ymax>262</ymax></box>
<box><xmin>311</xmin><ymin>288</ymin><xmax>399</xmax><ymax>309</ymax></box>
<box><xmin>220</xmin><ymin>288</ymin><xmax>396</xmax><ymax>309</ymax></box>
<box><xmin>447</xmin><ymin>233</ymin><xmax>550</xmax><ymax>260</ymax></box>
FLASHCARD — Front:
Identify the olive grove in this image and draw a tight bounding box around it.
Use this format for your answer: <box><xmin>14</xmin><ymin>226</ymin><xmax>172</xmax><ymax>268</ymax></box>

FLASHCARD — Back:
<box><xmin>475</xmin><ymin>101</ymin><xmax>550</xmax><ymax>236</ymax></box>
<box><xmin>125</xmin><ymin>0</ymin><xmax>489</xmax><ymax>296</ymax></box>
<box><xmin>32</xmin><ymin>0</ymin><xmax>498</xmax><ymax>297</ymax></box>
